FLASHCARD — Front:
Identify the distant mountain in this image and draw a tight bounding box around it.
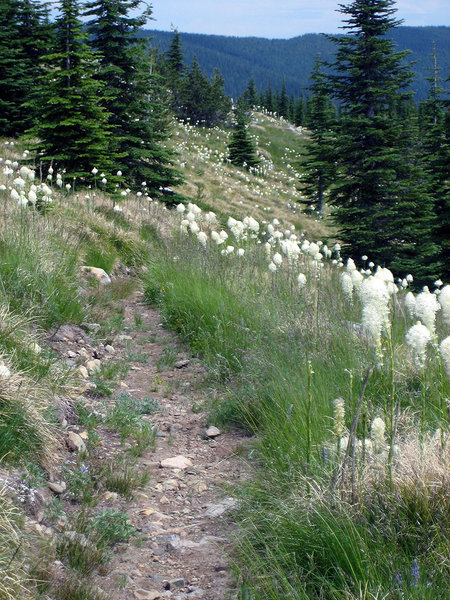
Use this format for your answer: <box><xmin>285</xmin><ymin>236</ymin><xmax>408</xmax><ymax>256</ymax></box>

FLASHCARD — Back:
<box><xmin>141</xmin><ymin>27</ymin><xmax>450</xmax><ymax>101</ymax></box>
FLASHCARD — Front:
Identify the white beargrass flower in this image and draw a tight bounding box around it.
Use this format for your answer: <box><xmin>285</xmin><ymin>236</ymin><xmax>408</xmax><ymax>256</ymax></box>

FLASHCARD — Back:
<box><xmin>176</xmin><ymin>203</ymin><xmax>185</xmax><ymax>213</ymax></box>
<box><xmin>91</xmin><ymin>167</ymin><xmax>98</xmax><ymax>175</ymax></box>
<box><xmin>340</xmin><ymin>272</ymin><xmax>353</xmax><ymax>302</ymax></box>
<box><xmin>346</xmin><ymin>257</ymin><xmax>356</xmax><ymax>272</ymax></box>
<box><xmin>272</xmin><ymin>252</ymin><xmax>283</xmax><ymax>266</ymax></box>
<box><xmin>237</xmin><ymin>248</ymin><xmax>245</xmax><ymax>257</ymax></box>
<box><xmin>219</xmin><ymin>230</ymin><xmax>228</xmax><ymax>241</ymax></box>
<box><xmin>308</xmin><ymin>242</ymin><xmax>320</xmax><ymax>257</ymax></box>
<box><xmin>434</xmin><ymin>279</ymin><xmax>443</xmax><ymax>288</ymax></box>
<box><xmin>197</xmin><ymin>231</ymin><xmax>207</xmax><ymax>246</ymax></box>
<box><xmin>189</xmin><ymin>221</ymin><xmax>200</xmax><ymax>234</ymax></box>
<box><xmin>10</xmin><ymin>189</ymin><xmax>20</xmax><ymax>202</ymax></box>
<box><xmin>185</xmin><ymin>211</ymin><xmax>196</xmax><ymax>222</ymax></box>
<box><xmin>226</xmin><ymin>245</ymin><xmax>234</xmax><ymax>254</ymax></box>
<box><xmin>405</xmin><ymin>321</ymin><xmax>431</xmax><ymax>368</ymax></box>
<box><xmin>351</xmin><ymin>269</ymin><xmax>364</xmax><ymax>292</ymax></box>
<box><xmin>438</xmin><ymin>285</ymin><xmax>450</xmax><ymax>325</ymax></box>
<box><xmin>28</xmin><ymin>190</ymin><xmax>37</xmax><ymax>204</ymax></box>
<box><xmin>297</xmin><ymin>273</ymin><xmax>307</xmax><ymax>288</ymax></box>
<box><xmin>333</xmin><ymin>398</ymin><xmax>346</xmax><ymax>439</ymax></box>
<box><xmin>361</xmin><ymin>303</ymin><xmax>383</xmax><ymax>355</ymax></box>
<box><xmin>205</xmin><ymin>211</ymin><xmax>217</xmax><ymax>223</ymax></box>
<box><xmin>415</xmin><ymin>289</ymin><xmax>440</xmax><ymax>336</ymax></box>
<box><xmin>13</xmin><ymin>177</ymin><xmax>26</xmax><ymax>189</ymax></box>
<box><xmin>0</xmin><ymin>363</ymin><xmax>11</xmax><ymax>379</ymax></box>
<box><xmin>439</xmin><ymin>336</ymin><xmax>450</xmax><ymax>378</ymax></box>
<box><xmin>268</xmin><ymin>262</ymin><xmax>277</xmax><ymax>272</ymax></box>
<box><xmin>370</xmin><ymin>417</ymin><xmax>386</xmax><ymax>454</ymax></box>
<box><xmin>116</xmin><ymin>170</ymin><xmax>122</xmax><ymax>176</ymax></box>
<box><xmin>404</xmin><ymin>291</ymin><xmax>416</xmax><ymax>319</ymax></box>
<box><xmin>406</xmin><ymin>274</ymin><xmax>413</xmax><ymax>283</ymax></box>
<box><xmin>113</xmin><ymin>205</ymin><xmax>122</xmax><ymax>213</ymax></box>
<box><xmin>188</xmin><ymin>202</ymin><xmax>201</xmax><ymax>215</ymax></box>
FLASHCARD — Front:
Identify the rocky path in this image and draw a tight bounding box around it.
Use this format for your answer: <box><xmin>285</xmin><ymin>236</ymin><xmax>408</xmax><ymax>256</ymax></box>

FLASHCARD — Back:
<box><xmin>75</xmin><ymin>289</ymin><xmax>249</xmax><ymax>600</ymax></box>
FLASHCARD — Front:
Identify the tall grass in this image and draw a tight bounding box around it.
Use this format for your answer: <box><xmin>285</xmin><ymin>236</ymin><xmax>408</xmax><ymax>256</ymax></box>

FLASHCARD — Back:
<box><xmin>143</xmin><ymin>215</ymin><xmax>449</xmax><ymax>598</ymax></box>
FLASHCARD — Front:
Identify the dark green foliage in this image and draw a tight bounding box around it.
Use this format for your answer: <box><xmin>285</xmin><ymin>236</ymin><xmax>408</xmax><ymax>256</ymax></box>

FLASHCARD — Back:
<box><xmin>326</xmin><ymin>0</ymin><xmax>441</xmax><ymax>281</ymax></box>
<box><xmin>277</xmin><ymin>79</ymin><xmax>289</xmax><ymax>119</ymax></box>
<box><xmin>144</xmin><ymin>27</ymin><xmax>450</xmax><ymax>102</ymax></box>
<box><xmin>0</xmin><ymin>0</ymin><xmax>53</xmax><ymax>136</ymax></box>
<box><xmin>29</xmin><ymin>0</ymin><xmax>113</xmax><ymax>181</ymax></box>
<box><xmin>242</xmin><ymin>76</ymin><xmax>259</xmax><ymax>109</ymax></box>
<box><xmin>418</xmin><ymin>45</ymin><xmax>450</xmax><ymax>279</ymax></box>
<box><xmin>85</xmin><ymin>0</ymin><xmax>182</xmax><ymax>193</ymax></box>
<box><xmin>177</xmin><ymin>56</ymin><xmax>232</xmax><ymax>126</ymax></box>
<box><xmin>228</xmin><ymin>100</ymin><xmax>259</xmax><ymax>170</ymax></box>
<box><xmin>300</xmin><ymin>57</ymin><xmax>336</xmax><ymax>216</ymax></box>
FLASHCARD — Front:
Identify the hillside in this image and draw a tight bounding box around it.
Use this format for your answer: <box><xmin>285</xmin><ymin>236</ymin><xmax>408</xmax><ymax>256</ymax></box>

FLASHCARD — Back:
<box><xmin>143</xmin><ymin>26</ymin><xmax>450</xmax><ymax>100</ymax></box>
<box><xmin>1</xmin><ymin>108</ymin><xmax>449</xmax><ymax>599</ymax></box>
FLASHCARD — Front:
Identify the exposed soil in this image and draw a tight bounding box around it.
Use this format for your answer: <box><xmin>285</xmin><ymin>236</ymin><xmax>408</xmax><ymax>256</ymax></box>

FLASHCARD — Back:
<box><xmin>47</xmin><ymin>285</ymin><xmax>251</xmax><ymax>600</ymax></box>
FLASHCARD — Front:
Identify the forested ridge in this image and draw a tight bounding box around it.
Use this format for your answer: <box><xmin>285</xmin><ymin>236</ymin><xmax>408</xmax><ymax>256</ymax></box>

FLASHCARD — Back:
<box><xmin>143</xmin><ymin>26</ymin><xmax>450</xmax><ymax>100</ymax></box>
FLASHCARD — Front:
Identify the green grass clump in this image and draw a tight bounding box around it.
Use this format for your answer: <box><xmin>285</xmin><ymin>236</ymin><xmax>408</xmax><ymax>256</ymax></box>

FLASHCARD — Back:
<box><xmin>85</xmin><ymin>509</ymin><xmax>137</xmax><ymax>548</ymax></box>
<box><xmin>99</xmin><ymin>456</ymin><xmax>150</xmax><ymax>499</ymax></box>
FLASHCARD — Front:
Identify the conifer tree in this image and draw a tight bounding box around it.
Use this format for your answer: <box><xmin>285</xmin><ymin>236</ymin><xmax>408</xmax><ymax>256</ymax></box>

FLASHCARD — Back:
<box><xmin>85</xmin><ymin>0</ymin><xmax>182</xmax><ymax>193</ymax></box>
<box><xmin>0</xmin><ymin>0</ymin><xmax>53</xmax><ymax>135</ymax></box>
<box><xmin>228</xmin><ymin>99</ymin><xmax>259</xmax><ymax>170</ymax></box>
<box><xmin>419</xmin><ymin>45</ymin><xmax>449</xmax><ymax>279</ymax></box>
<box><xmin>30</xmin><ymin>0</ymin><xmax>113</xmax><ymax>180</ymax></box>
<box><xmin>242</xmin><ymin>76</ymin><xmax>258</xmax><ymax>109</ymax></box>
<box><xmin>0</xmin><ymin>0</ymin><xmax>27</xmax><ymax>136</ymax></box>
<box><xmin>325</xmin><ymin>0</ymin><xmax>441</xmax><ymax>280</ymax></box>
<box><xmin>300</xmin><ymin>58</ymin><xmax>336</xmax><ymax>216</ymax></box>
<box><xmin>265</xmin><ymin>84</ymin><xmax>274</xmax><ymax>112</ymax></box>
<box><xmin>277</xmin><ymin>79</ymin><xmax>289</xmax><ymax>118</ymax></box>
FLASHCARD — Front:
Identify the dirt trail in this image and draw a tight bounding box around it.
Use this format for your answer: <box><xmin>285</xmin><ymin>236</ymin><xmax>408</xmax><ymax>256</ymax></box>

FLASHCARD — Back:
<box><xmin>90</xmin><ymin>290</ymin><xmax>249</xmax><ymax>600</ymax></box>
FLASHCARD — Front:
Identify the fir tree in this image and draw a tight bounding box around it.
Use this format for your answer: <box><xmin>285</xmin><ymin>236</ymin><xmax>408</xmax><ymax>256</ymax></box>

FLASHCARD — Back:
<box><xmin>228</xmin><ymin>99</ymin><xmax>259</xmax><ymax>170</ymax></box>
<box><xmin>30</xmin><ymin>0</ymin><xmax>113</xmax><ymax>180</ymax></box>
<box><xmin>0</xmin><ymin>0</ymin><xmax>27</xmax><ymax>136</ymax></box>
<box><xmin>325</xmin><ymin>0</ymin><xmax>441</xmax><ymax>281</ymax></box>
<box><xmin>85</xmin><ymin>0</ymin><xmax>182</xmax><ymax>193</ymax></box>
<box><xmin>242</xmin><ymin>76</ymin><xmax>259</xmax><ymax>109</ymax></box>
<box><xmin>300</xmin><ymin>58</ymin><xmax>336</xmax><ymax>216</ymax></box>
<box><xmin>0</xmin><ymin>0</ymin><xmax>52</xmax><ymax>136</ymax></box>
<box><xmin>419</xmin><ymin>45</ymin><xmax>449</xmax><ymax>279</ymax></box>
<box><xmin>277</xmin><ymin>79</ymin><xmax>289</xmax><ymax>118</ymax></box>
<box><xmin>265</xmin><ymin>84</ymin><xmax>274</xmax><ymax>113</ymax></box>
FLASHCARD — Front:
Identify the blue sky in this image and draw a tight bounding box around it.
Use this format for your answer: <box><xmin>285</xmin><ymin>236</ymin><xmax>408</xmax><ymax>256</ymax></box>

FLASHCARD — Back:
<box><xmin>149</xmin><ymin>0</ymin><xmax>450</xmax><ymax>38</ymax></box>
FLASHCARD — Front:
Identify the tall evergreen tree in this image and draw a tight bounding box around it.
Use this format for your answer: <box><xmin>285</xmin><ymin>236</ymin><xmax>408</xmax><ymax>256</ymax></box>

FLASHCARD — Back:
<box><xmin>228</xmin><ymin>99</ymin><xmax>259</xmax><ymax>170</ymax></box>
<box><xmin>85</xmin><ymin>0</ymin><xmax>182</xmax><ymax>192</ymax></box>
<box><xmin>177</xmin><ymin>56</ymin><xmax>231</xmax><ymax>126</ymax></box>
<box><xmin>30</xmin><ymin>0</ymin><xmax>113</xmax><ymax>180</ymax></box>
<box><xmin>166</xmin><ymin>29</ymin><xmax>184</xmax><ymax>76</ymax></box>
<box><xmin>325</xmin><ymin>0</ymin><xmax>441</xmax><ymax>281</ymax></box>
<box><xmin>0</xmin><ymin>0</ymin><xmax>53</xmax><ymax>135</ymax></box>
<box><xmin>242</xmin><ymin>76</ymin><xmax>259</xmax><ymax>109</ymax></box>
<box><xmin>300</xmin><ymin>58</ymin><xmax>336</xmax><ymax>216</ymax></box>
<box><xmin>277</xmin><ymin>79</ymin><xmax>289</xmax><ymax>118</ymax></box>
<box><xmin>0</xmin><ymin>0</ymin><xmax>27</xmax><ymax>135</ymax></box>
<box><xmin>265</xmin><ymin>84</ymin><xmax>274</xmax><ymax>113</ymax></box>
<box><xmin>419</xmin><ymin>45</ymin><xmax>449</xmax><ymax>279</ymax></box>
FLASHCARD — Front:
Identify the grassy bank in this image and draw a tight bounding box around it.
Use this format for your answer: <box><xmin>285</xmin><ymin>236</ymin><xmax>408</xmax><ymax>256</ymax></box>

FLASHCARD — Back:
<box><xmin>143</xmin><ymin>205</ymin><xmax>449</xmax><ymax>599</ymax></box>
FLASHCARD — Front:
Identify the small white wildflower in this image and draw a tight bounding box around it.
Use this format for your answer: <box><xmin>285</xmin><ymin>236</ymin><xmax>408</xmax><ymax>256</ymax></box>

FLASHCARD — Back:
<box><xmin>113</xmin><ymin>205</ymin><xmax>123</xmax><ymax>213</ymax></box>
<box><xmin>116</xmin><ymin>170</ymin><xmax>122</xmax><ymax>176</ymax></box>
<box><xmin>333</xmin><ymin>398</ymin><xmax>346</xmax><ymax>439</ymax></box>
<box><xmin>439</xmin><ymin>336</ymin><xmax>450</xmax><ymax>379</ymax></box>
<box><xmin>91</xmin><ymin>167</ymin><xmax>98</xmax><ymax>175</ymax></box>
<box><xmin>370</xmin><ymin>417</ymin><xmax>386</xmax><ymax>454</ymax></box>
<box><xmin>101</xmin><ymin>178</ymin><xmax>107</xmax><ymax>185</ymax></box>
<box><xmin>197</xmin><ymin>231</ymin><xmax>207</xmax><ymax>246</ymax></box>
<box><xmin>272</xmin><ymin>252</ymin><xmax>283</xmax><ymax>267</ymax></box>
<box><xmin>404</xmin><ymin>291</ymin><xmax>416</xmax><ymax>319</ymax></box>
<box><xmin>237</xmin><ymin>248</ymin><xmax>245</xmax><ymax>257</ymax></box>
<box><xmin>268</xmin><ymin>262</ymin><xmax>277</xmax><ymax>272</ymax></box>
<box><xmin>415</xmin><ymin>289</ymin><xmax>440</xmax><ymax>336</ymax></box>
<box><xmin>405</xmin><ymin>321</ymin><xmax>431</xmax><ymax>368</ymax></box>
<box><xmin>0</xmin><ymin>363</ymin><xmax>11</xmax><ymax>379</ymax></box>
<box><xmin>340</xmin><ymin>272</ymin><xmax>353</xmax><ymax>302</ymax></box>
<box><xmin>406</xmin><ymin>274</ymin><xmax>413</xmax><ymax>283</ymax></box>
<box><xmin>297</xmin><ymin>273</ymin><xmax>307</xmax><ymax>288</ymax></box>
<box><xmin>438</xmin><ymin>285</ymin><xmax>450</xmax><ymax>325</ymax></box>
